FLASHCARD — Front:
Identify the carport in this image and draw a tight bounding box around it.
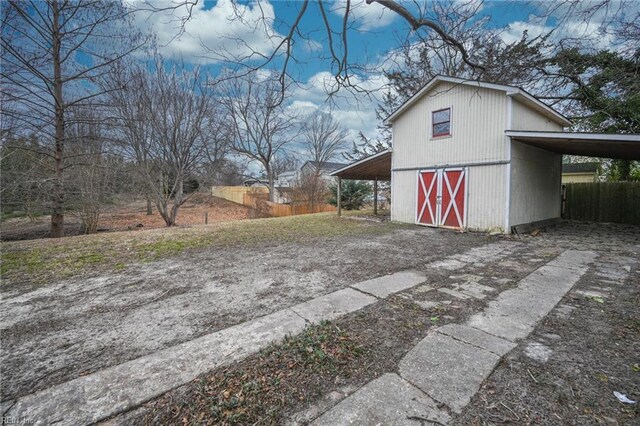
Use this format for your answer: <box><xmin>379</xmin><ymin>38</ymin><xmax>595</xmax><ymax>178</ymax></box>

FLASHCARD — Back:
<box><xmin>330</xmin><ymin>150</ymin><xmax>391</xmax><ymax>216</ymax></box>
<box><xmin>331</xmin><ymin>132</ymin><xmax>639</xmax><ymax>225</ymax></box>
<box><xmin>505</xmin><ymin>131</ymin><xmax>640</xmax><ymax>160</ymax></box>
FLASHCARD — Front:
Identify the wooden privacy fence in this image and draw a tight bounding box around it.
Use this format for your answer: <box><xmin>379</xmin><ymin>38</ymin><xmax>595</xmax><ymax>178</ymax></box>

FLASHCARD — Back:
<box><xmin>563</xmin><ymin>182</ymin><xmax>640</xmax><ymax>225</ymax></box>
<box><xmin>212</xmin><ymin>185</ymin><xmax>336</xmax><ymax>217</ymax></box>
<box><xmin>211</xmin><ymin>186</ymin><xmax>268</xmax><ymax>205</ymax></box>
<box><xmin>243</xmin><ymin>192</ymin><xmax>336</xmax><ymax>217</ymax></box>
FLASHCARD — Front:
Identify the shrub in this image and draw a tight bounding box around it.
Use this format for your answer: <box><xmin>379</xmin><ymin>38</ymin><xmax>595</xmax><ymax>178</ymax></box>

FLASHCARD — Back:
<box><xmin>328</xmin><ymin>180</ymin><xmax>372</xmax><ymax>210</ymax></box>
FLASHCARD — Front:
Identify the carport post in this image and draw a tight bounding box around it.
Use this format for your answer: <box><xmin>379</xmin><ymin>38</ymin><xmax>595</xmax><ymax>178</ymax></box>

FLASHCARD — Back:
<box><xmin>337</xmin><ymin>177</ymin><xmax>342</xmax><ymax>217</ymax></box>
<box><xmin>373</xmin><ymin>178</ymin><xmax>378</xmax><ymax>215</ymax></box>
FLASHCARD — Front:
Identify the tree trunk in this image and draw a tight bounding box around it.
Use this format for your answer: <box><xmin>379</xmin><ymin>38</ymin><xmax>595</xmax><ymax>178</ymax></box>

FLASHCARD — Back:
<box><xmin>267</xmin><ymin>167</ymin><xmax>276</xmax><ymax>202</ymax></box>
<box><xmin>146</xmin><ymin>197</ymin><xmax>153</xmax><ymax>215</ymax></box>
<box><xmin>51</xmin><ymin>1</ymin><xmax>65</xmax><ymax>238</ymax></box>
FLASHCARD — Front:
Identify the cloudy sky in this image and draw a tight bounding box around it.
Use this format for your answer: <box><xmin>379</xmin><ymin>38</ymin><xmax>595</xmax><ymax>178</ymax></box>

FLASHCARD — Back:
<box><xmin>133</xmin><ymin>0</ymin><xmax>633</xmax><ymax>159</ymax></box>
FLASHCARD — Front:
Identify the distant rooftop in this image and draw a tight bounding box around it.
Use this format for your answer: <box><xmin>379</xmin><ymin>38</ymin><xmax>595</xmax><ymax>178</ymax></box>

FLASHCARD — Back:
<box><xmin>562</xmin><ymin>162</ymin><xmax>599</xmax><ymax>174</ymax></box>
<box><xmin>303</xmin><ymin>161</ymin><xmax>349</xmax><ymax>171</ymax></box>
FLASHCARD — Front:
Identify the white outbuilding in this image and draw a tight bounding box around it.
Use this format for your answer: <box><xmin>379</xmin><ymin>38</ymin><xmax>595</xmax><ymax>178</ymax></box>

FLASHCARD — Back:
<box><xmin>332</xmin><ymin>76</ymin><xmax>640</xmax><ymax>233</ymax></box>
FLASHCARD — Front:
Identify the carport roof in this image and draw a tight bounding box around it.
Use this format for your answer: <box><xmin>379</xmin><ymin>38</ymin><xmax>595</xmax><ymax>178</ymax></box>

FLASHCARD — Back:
<box><xmin>506</xmin><ymin>131</ymin><xmax>640</xmax><ymax>160</ymax></box>
<box><xmin>330</xmin><ymin>150</ymin><xmax>392</xmax><ymax>180</ymax></box>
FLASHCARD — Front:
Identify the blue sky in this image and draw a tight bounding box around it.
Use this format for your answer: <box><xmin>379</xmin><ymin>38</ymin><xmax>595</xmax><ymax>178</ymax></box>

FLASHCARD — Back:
<box><xmin>134</xmin><ymin>0</ymin><xmax>631</xmax><ymax>155</ymax></box>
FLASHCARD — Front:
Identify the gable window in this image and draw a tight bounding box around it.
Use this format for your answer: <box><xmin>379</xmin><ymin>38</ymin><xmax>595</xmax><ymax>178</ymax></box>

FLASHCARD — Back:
<box><xmin>432</xmin><ymin>108</ymin><xmax>451</xmax><ymax>138</ymax></box>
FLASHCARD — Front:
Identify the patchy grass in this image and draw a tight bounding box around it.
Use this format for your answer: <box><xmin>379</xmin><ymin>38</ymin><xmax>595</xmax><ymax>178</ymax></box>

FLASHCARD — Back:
<box><xmin>1</xmin><ymin>212</ymin><xmax>400</xmax><ymax>286</ymax></box>
<box><xmin>136</xmin><ymin>295</ymin><xmax>444</xmax><ymax>425</ymax></box>
<box><xmin>141</xmin><ymin>321</ymin><xmax>363</xmax><ymax>425</ymax></box>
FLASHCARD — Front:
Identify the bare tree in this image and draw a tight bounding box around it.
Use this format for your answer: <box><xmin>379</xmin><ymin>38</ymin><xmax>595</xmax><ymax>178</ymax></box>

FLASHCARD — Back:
<box><xmin>297</xmin><ymin>111</ymin><xmax>348</xmax><ymax>207</ymax></box>
<box><xmin>107</xmin><ymin>58</ymin><xmax>226</xmax><ymax>226</ymax></box>
<box><xmin>1</xmin><ymin>0</ymin><xmax>142</xmax><ymax>237</ymax></box>
<box><xmin>302</xmin><ymin>111</ymin><xmax>349</xmax><ymax>168</ymax></box>
<box><xmin>217</xmin><ymin>74</ymin><xmax>298</xmax><ymax>202</ymax></box>
<box><xmin>0</xmin><ymin>133</ymin><xmax>52</xmax><ymax>221</ymax></box>
<box><xmin>64</xmin><ymin>108</ymin><xmax>125</xmax><ymax>234</ymax></box>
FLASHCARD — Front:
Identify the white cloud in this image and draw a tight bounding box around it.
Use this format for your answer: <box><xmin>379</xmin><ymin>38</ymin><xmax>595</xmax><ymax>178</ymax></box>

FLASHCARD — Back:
<box><xmin>131</xmin><ymin>0</ymin><xmax>282</xmax><ymax>63</ymax></box>
<box><xmin>289</xmin><ymin>71</ymin><xmax>389</xmax><ymax>149</ymax></box>
<box><xmin>501</xmin><ymin>19</ymin><xmax>553</xmax><ymax>45</ymax></box>
<box><xmin>502</xmin><ymin>17</ymin><xmax>616</xmax><ymax>50</ymax></box>
<box><xmin>332</xmin><ymin>0</ymin><xmax>396</xmax><ymax>30</ymax></box>
<box><xmin>500</xmin><ymin>0</ymin><xmax>638</xmax><ymax>52</ymax></box>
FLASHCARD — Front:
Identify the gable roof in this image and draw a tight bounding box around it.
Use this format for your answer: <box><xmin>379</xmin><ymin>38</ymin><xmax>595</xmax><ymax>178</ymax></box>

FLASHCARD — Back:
<box><xmin>384</xmin><ymin>75</ymin><xmax>572</xmax><ymax>127</ymax></box>
<box><xmin>562</xmin><ymin>162</ymin><xmax>599</xmax><ymax>174</ymax></box>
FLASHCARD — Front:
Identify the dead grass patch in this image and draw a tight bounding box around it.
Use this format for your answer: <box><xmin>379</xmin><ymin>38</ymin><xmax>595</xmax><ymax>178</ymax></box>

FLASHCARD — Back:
<box><xmin>1</xmin><ymin>213</ymin><xmax>400</xmax><ymax>286</ymax></box>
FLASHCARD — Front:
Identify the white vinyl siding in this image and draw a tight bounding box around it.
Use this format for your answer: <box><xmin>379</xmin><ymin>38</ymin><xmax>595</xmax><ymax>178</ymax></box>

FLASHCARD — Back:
<box><xmin>391</xmin><ymin>169</ymin><xmax>417</xmax><ymax>224</ymax></box>
<box><xmin>393</xmin><ymin>82</ymin><xmax>508</xmax><ymax>169</ymax></box>
<box><xmin>509</xmin><ymin>141</ymin><xmax>562</xmax><ymax>227</ymax></box>
<box><xmin>391</xmin><ymin>165</ymin><xmax>506</xmax><ymax>232</ymax></box>
<box><xmin>466</xmin><ymin>164</ymin><xmax>507</xmax><ymax>232</ymax></box>
<box><xmin>511</xmin><ymin>99</ymin><xmax>564</xmax><ymax>131</ymax></box>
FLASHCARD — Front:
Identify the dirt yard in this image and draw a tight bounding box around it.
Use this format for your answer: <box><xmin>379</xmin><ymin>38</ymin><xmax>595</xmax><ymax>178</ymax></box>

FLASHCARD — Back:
<box><xmin>0</xmin><ymin>194</ymin><xmax>252</xmax><ymax>241</ymax></box>
<box><xmin>1</xmin><ymin>218</ymin><xmax>638</xmax><ymax>425</ymax></box>
<box><xmin>0</xmin><ymin>214</ymin><xmax>485</xmax><ymax>401</ymax></box>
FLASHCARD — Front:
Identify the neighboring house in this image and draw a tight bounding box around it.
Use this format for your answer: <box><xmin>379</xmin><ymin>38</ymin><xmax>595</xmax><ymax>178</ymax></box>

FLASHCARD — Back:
<box><xmin>561</xmin><ymin>162</ymin><xmax>599</xmax><ymax>183</ymax></box>
<box><xmin>332</xmin><ymin>75</ymin><xmax>640</xmax><ymax>233</ymax></box>
<box><xmin>274</xmin><ymin>170</ymin><xmax>298</xmax><ymax>203</ymax></box>
<box><xmin>275</xmin><ymin>170</ymin><xmax>299</xmax><ymax>188</ymax></box>
<box><xmin>243</xmin><ymin>178</ymin><xmax>269</xmax><ymax>187</ymax></box>
<box><xmin>273</xmin><ymin>161</ymin><xmax>348</xmax><ymax>204</ymax></box>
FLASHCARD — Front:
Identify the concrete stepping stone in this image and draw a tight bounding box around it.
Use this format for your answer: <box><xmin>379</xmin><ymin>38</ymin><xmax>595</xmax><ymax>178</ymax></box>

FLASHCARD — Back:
<box><xmin>438</xmin><ymin>288</ymin><xmax>471</xmax><ymax>299</ymax></box>
<box><xmin>7</xmin><ymin>285</ymin><xmax>377</xmax><ymax>425</ymax></box>
<box><xmin>491</xmin><ymin>277</ymin><xmax>512</xmax><ymax>285</ymax></box>
<box><xmin>456</xmin><ymin>283</ymin><xmax>495</xmax><ymax>299</ymax></box>
<box><xmin>350</xmin><ymin>270</ymin><xmax>426</xmax><ymax>298</ymax></box>
<box><xmin>311</xmin><ymin>373</ymin><xmax>450</xmax><ymax>426</ymax></box>
<box><xmin>430</xmin><ymin>258</ymin><xmax>467</xmax><ymax>270</ymax></box>
<box><xmin>435</xmin><ymin>324</ymin><xmax>516</xmax><ymax>356</ymax></box>
<box><xmin>460</xmin><ymin>281</ymin><xmax>495</xmax><ymax>294</ymax></box>
<box><xmin>399</xmin><ymin>332</ymin><xmax>500</xmax><ymax>413</ymax></box>
<box><xmin>467</xmin><ymin>250</ymin><xmax>596</xmax><ymax>341</ymax></box>
<box><xmin>574</xmin><ymin>289</ymin><xmax>607</xmax><ymax>298</ymax></box>
<box><xmin>6</xmin><ymin>309</ymin><xmax>308</xmax><ymax>426</ymax></box>
<box><xmin>524</xmin><ymin>341</ymin><xmax>553</xmax><ymax>363</ymax></box>
<box><xmin>414</xmin><ymin>284</ymin><xmax>434</xmax><ymax>293</ymax></box>
<box><xmin>291</xmin><ymin>288</ymin><xmax>376</xmax><ymax>323</ymax></box>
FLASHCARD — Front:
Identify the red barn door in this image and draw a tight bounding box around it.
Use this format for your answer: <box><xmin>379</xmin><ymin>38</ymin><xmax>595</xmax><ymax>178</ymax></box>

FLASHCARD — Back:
<box><xmin>417</xmin><ymin>170</ymin><xmax>438</xmax><ymax>226</ymax></box>
<box><xmin>441</xmin><ymin>168</ymin><xmax>466</xmax><ymax>228</ymax></box>
<box><xmin>416</xmin><ymin>168</ymin><xmax>467</xmax><ymax>229</ymax></box>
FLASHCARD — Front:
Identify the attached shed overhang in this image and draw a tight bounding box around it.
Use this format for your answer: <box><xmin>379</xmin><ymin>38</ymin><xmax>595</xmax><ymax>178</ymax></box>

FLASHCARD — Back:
<box><xmin>506</xmin><ymin>131</ymin><xmax>640</xmax><ymax>160</ymax></box>
<box><xmin>330</xmin><ymin>149</ymin><xmax>392</xmax><ymax>180</ymax></box>
<box><xmin>330</xmin><ymin>150</ymin><xmax>392</xmax><ymax>216</ymax></box>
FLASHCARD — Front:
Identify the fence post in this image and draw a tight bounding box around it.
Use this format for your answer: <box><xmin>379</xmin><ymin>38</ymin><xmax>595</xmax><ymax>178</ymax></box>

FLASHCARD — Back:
<box><xmin>337</xmin><ymin>177</ymin><xmax>342</xmax><ymax>217</ymax></box>
<box><xmin>373</xmin><ymin>178</ymin><xmax>378</xmax><ymax>216</ymax></box>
